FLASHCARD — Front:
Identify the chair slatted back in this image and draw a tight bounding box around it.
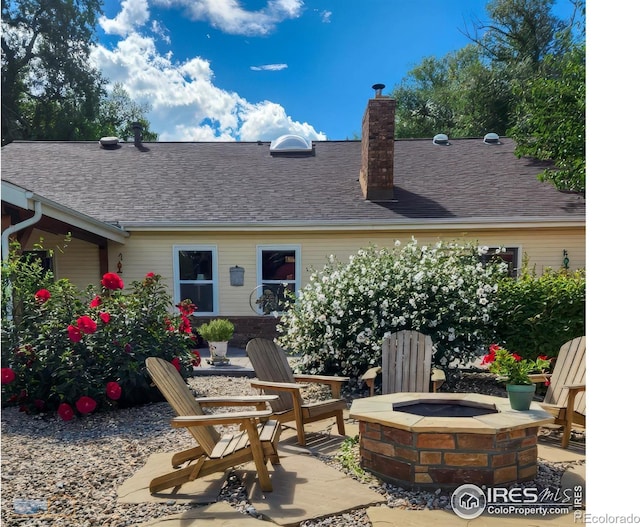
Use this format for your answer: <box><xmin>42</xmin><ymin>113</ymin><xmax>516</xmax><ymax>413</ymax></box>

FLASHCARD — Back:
<box><xmin>146</xmin><ymin>357</ymin><xmax>220</xmax><ymax>454</ymax></box>
<box><xmin>246</xmin><ymin>338</ymin><xmax>297</xmax><ymax>413</ymax></box>
<box><xmin>544</xmin><ymin>336</ymin><xmax>586</xmax><ymax>415</ymax></box>
<box><xmin>381</xmin><ymin>330</ymin><xmax>433</xmax><ymax>394</ymax></box>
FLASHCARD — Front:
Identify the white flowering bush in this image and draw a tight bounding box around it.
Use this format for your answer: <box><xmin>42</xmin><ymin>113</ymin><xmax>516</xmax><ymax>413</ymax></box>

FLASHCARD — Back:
<box><xmin>276</xmin><ymin>239</ymin><xmax>509</xmax><ymax>377</ymax></box>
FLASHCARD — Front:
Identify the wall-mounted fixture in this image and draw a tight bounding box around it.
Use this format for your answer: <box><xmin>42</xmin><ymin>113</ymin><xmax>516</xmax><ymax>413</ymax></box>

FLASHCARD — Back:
<box><xmin>562</xmin><ymin>250</ymin><xmax>570</xmax><ymax>270</ymax></box>
<box><xmin>117</xmin><ymin>253</ymin><xmax>123</xmax><ymax>274</ymax></box>
<box><xmin>230</xmin><ymin>266</ymin><xmax>244</xmax><ymax>286</ymax></box>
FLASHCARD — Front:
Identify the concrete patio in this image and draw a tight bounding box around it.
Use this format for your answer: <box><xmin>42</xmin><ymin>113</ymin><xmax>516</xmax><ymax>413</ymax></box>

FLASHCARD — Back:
<box><xmin>120</xmin><ymin>408</ymin><xmax>585</xmax><ymax>527</ymax></box>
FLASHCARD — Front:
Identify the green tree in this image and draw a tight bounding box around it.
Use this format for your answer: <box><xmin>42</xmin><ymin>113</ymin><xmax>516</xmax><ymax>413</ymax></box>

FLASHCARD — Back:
<box><xmin>508</xmin><ymin>43</ymin><xmax>585</xmax><ymax>195</ymax></box>
<box><xmin>98</xmin><ymin>83</ymin><xmax>158</xmax><ymax>141</ymax></box>
<box><xmin>1</xmin><ymin>0</ymin><xmax>105</xmax><ymax>145</ymax></box>
<box><xmin>465</xmin><ymin>0</ymin><xmax>570</xmax><ymax>74</ymax></box>
<box><xmin>393</xmin><ymin>45</ymin><xmax>512</xmax><ymax>138</ymax></box>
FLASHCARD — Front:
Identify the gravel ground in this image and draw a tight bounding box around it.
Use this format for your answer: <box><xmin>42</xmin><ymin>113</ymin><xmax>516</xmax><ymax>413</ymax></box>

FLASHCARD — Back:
<box><xmin>1</xmin><ymin>373</ymin><xmax>584</xmax><ymax>527</ymax></box>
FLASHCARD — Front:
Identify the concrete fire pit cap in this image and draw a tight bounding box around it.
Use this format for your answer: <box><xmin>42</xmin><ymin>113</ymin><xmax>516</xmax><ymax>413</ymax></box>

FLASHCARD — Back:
<box><xmin>349</xmin><ymin>392</ymin><xmax>554</xmax><ymax>434</ymax></box>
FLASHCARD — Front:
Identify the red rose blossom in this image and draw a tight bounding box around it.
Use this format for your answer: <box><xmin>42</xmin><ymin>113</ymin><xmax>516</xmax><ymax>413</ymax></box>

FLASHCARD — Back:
<box><xmin>1</xmin><ymin>367</ymin><xmax>16</xmax><ymax>384</ymax></box>
<box><xmin>101</xmin><ymin>272</ymin><xmax>124</xmax><ymax>290</ymax></box>
<box><xmin>191</xmin><ymin>350</ymin><xmax>201</xmax><ymax>367</ymax></box>
<box><xmin>171</xmin><ymin>357</ymin><xmax>181</xmax><ymax>371</ymax></box>
<box><xmin>76</xmin><ymin>396</ymin><xmax>97</xmax><ymax>415</ymax></box>
<box><xmin>512</xmin><ymin>353</ymin><xmax>522</xmax><ymax>362</ymax></box>
<box><xmin>57</xmin><ymin>403</ymin><xmax>74</xmax><ymax>421</ymax></box>
<box><xmin>106</xmin><ymin>381</ymin><xmax>122</xmax><ymax>400</ymax></box>
<box><xmin>34</xmin><ymin>289</ymin><xmax>51</xmax><ymax>303</ymax></box>
<box><xmin>76</xmin><ymin>315</ymin><xmax>97</xmax><ymax>334</ymax></box>
<box><xmin>67</xmin><ymin>325</ymin><xmax>83</xmax><ymax>342</ymax></box>
<box><xmin>99</xmin><ymin>312</ymin><xmax>111</xmax><ymax>324</ymax></box>
<box><xmin>146</xmin><ymin>272</ymin><xmax>155</xmax><ymax>278</ymax></box>
<box><xmin>89</xmin><ymin>295</ymin><xmax>102</xmax><ymax>308</ymax></box>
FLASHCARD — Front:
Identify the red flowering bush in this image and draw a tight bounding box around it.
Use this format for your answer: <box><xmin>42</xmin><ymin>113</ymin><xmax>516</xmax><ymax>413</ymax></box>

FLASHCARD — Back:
<box><xmin>481</xmin><ymin>344</ymin><xmax>551</xmax><ymax>385</ymax></box>
<box><xmin>1</xmin><ymin>245</ymin><xmax>197</xmax><ymax>418</ymax></box>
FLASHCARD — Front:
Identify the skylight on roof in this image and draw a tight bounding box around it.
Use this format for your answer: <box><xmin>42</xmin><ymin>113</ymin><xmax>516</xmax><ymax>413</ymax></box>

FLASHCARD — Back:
<box><xmin>433</xmin><ymin>134</ymin><xmax>449</xmax><ymax>145</ymax></box>
<box><xmin>269</xmin><ymin>134</ymin><xmax>312</xmax><ymax>153</ymax></box>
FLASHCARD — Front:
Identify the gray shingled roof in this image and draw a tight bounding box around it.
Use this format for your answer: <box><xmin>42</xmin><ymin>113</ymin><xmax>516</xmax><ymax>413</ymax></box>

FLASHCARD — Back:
<box><xmin>1</xmin><ymin>138</ymin><xmax>584</xmax><ymax>226</ymax></box>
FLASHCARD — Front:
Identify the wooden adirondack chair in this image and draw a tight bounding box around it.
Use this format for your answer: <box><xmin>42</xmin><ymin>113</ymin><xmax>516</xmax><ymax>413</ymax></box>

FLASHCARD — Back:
<box><xmin>530</xmin><ymin>336</ymin><xmax>586</xmax><ymax>448</ymax></box>
<box><xmin>145</xmin><ymin>357</ymin><xmax>282</xmax><ymax>493</ymax></box>
<box><xmin>246</xmin><ymin>338</ymin><xmax>349</xmax><ymax>446</ymax></box>
<box><xmin>360</xmin><ymin>330</ymin><xmax>445</xmax><ymax>396</ymax></box>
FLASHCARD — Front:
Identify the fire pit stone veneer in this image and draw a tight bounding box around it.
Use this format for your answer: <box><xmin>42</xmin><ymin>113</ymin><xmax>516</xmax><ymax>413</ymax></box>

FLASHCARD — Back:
<box><xmin>349</xmin><ymin>393</ymin><xmax>554</xmax><ymax>489</ymax></box>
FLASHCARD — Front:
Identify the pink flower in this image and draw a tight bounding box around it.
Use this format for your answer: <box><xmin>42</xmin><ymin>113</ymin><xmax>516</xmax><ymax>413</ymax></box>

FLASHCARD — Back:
<box><xmin>171</xmin><ymin>357</ymin><xmax>181</xmax><ymax>371</ymax></box>
<box><xmin>89</xmin><ymin>295</ymin><xmax>102</xmax><ymax>308</ymax></box>
<box><xmin>99</xmin><ymin>312</ymin><xmax>111</xmax><ymax>324</ymax></box>
<box><xmin>76</xmin><ymin>396</ymin><xmax>97</xmax><ymax>415</ymax></box>
<box><xmin>124</xmin><ymin>343</ymin><xmax>132</xmax><ymax>354</ymax></box>
<box><xmin>1</xmin><ymin>368</ymin><xmax>16</xmax><ymax>384</ymax></box>
<box><xmin>146</xmin><ymin>272</ymin><xmax>155</xmax><ymax>278</ymax></box>
<box><xmin>106</xmin><ymin>381</ymin><xmax>122</xmax><ymax>400</ymax></box>
<box><xmin>34</xmin><ymin>289</ymin><xmax>51</xmax><ymax>303</ymax></box>
<box><xmin>76</xmin><ymin>315</ymin><xmax>97</xmax><ymax>334</ymax></box>
<box><xmin>67</xmin><ymin>325</ymin><xmax>83</xmax><ymax>343</ymax></box>
<box><xmin>101</xmin><ymin>272</ymin><xmax>124</xmax><ymax>290</ymax></box>
<box><xmin>57</xmin><ymin>403</ymin><xmax>74</xmax><ymax>421</ymax></box>
<box><xmin>191</xmin><ymin>350</ymin><xmax>201</xmax><ymax>367</ymax></box>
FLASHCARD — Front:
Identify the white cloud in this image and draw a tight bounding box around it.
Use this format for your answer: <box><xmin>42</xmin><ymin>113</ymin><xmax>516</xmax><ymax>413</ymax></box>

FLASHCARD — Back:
<box><xmin>99</xmin><ymin>0</ymin><xmax>150</xmax><ymax>36</ymax></box>
<box><xmin>151</xmin><ymin>0</ymin><xmax>303</xmax><ymax>36</ymax></box>
<box><xmin>90</xmin><ymin>32</ymin><xmax>325</xmax><ymax>142</ymax></box>
<box><xmin>320</xmin><ymin>10</ymin><xmax>332</xmax><ymax>23</ymax></box>
<box><xmin>250</xmin><ymin>64</ymin><xmax>288</xmax><ymax>71</ymax></box>
<box><xmin>150</xmin><ymin>20</ymin><xmax>171</xmax><ymax>44</ymax></box>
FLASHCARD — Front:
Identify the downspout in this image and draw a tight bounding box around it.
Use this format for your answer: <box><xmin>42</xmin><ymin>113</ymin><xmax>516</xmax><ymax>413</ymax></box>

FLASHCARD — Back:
<box><xmin>2</xmin><ymin>196</ymin><xmax>43</xmax><ymax>320</ymax></box>
<box><xmin>2</xmin><ymin>195</ymin><xmax>43</xmax><ymax>261</ymax></box>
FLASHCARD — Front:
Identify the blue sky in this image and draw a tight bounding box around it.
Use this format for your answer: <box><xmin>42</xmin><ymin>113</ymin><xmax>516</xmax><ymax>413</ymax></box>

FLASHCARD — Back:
<box><xmin>92</xmin><ymin>0</ymin><xmax>579</xmax><ymax>142</ymax></box>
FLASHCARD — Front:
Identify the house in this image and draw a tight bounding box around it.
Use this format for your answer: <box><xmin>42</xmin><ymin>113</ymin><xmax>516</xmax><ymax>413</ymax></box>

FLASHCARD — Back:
<box><xmin>1</xmin><ymin>87</ymin><xmax>585</xmax><ymax>345</ymax></box>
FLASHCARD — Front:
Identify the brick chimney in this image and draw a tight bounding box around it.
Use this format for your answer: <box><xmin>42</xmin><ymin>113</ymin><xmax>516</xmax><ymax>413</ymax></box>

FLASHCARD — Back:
<box><xmin>359</xmin><ymin>83</ymin><xmax>395</xmax><ymax>201</ymax></box>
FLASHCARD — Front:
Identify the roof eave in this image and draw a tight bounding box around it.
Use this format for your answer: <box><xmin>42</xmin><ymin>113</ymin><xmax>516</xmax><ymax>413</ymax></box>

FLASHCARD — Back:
<box><xmin>2</xmin><ymin>181</ymin><xmax>129</xmax><ymax>244</ymax></box>
<box><xmin>118</xmin><ymin>217</ymin><xmax>585</xmax><ymax>232</ymax></box>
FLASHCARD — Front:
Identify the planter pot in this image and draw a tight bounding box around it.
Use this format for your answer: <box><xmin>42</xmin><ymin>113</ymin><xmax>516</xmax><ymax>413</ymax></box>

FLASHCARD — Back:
<box><xmin>506</xmin><ymin>384</ymin><xmax>536</xmax><ymax>411</ymax></box>
<box><xmin>208</xmin><ymin>341</ymin><xmax>229</xmax><ymax>361</ymax></box>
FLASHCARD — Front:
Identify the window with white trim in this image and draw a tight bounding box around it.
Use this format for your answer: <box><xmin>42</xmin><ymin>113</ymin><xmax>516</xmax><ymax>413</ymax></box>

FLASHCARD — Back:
<box><xmin>173</xmin><ymin>246</ymin><xmax>218</xmax><ymax>315</ymax></box>
<box><xmin>481</xmin><ymin>247</ymin><xmax>520</xmax><ymax>278</ymax></box>
<box><xmin>256</xmin><ymin>245</ymin><xmax>301</xmax><ymax>314</ymax></box>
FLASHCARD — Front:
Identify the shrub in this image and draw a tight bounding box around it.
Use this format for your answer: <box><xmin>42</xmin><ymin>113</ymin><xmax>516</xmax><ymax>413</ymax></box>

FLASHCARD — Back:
<box><xmin>1</xmin><ymin>244</ymin><xmax>199</xmax><ymax>417</ymax></box>
<box><xmin>276</xmin><ymin>239</ymin><xmax>509</xmax><ymax>377</ymax></box>
<box><xmin>197</xmin><ymin>318</ymin><xmax>235</xmax><ymax>342</ymax></box>
<box><xmin>493</xmin><ymin>266</ymin><xmax>586</xmax><ymax>360</ymax></box>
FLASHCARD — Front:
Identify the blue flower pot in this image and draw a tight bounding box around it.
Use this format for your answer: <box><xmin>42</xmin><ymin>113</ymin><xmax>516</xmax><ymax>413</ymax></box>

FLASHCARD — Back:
<box><xmin>506</xmin><ymin>384</ymin><xmax>536</xmax><ymax>411</ymax></box>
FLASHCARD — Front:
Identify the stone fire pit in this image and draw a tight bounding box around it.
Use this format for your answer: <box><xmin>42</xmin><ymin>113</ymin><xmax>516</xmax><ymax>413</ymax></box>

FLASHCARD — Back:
<box><xmin>349</xmin><ymin>392</ymin><xmax>554</xmax><ymax>489</ymax></box>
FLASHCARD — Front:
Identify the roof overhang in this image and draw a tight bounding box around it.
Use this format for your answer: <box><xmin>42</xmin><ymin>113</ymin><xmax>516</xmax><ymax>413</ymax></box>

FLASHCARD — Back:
<box><xmin>2</xmin><ymin>180</ymin><xmax>129</xmax><ymax>244</ymax></box>
<box><xmin>118</xmin><ymin>217</ymin><xmax>585</xmax><ymax>233</ymax></box>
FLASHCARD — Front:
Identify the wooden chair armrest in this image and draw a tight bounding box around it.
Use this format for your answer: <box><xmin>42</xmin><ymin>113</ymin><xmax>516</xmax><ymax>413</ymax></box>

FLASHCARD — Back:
<box><xmin>528</xmin><ymin>373</ymin><xmax>551</xmax><ymax>384</ymax></box>
<box><xmin>564</xmin><ymin>384</ymin><xmax>585</xmax><ymax>392</ymax></box>
<box><xmin>360</xmin><ymin>367</ymin><xmax>382</xmax><ymax>381</ymax></box>
<box><xmin>250</xmin><ymin>380</ymin><xmax>303</xmax><ymax>393</ymax></box>
<box><xmin>293</xmin><ymin>374</ymin><xmax>350</xmax><ymax>383</ymax></box>
<box><xmin>196</xmin><ymin>395</ymin><xmax>279</xmax><ymax>407</ymax></box>
<box><xmin>293</xmin><ymin>374</ymin><xmax>349</xmax><ymax>398</ymax></box>
<box><xmin>170</xmin><ymin>409</ymin><xmax>273</xmax><ymax>428</ymax></box>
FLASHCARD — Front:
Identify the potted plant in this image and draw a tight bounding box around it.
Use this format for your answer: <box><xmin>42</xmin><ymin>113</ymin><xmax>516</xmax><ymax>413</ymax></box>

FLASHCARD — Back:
<box><xmin>197</xmin><ymin>319</ymin><xmax>235</xmax><ymax>363</ymax></box>
<box><xmin>481</xmin><ymin>344</ymin><xmax>551</xmax><ymax>410</ymax></box>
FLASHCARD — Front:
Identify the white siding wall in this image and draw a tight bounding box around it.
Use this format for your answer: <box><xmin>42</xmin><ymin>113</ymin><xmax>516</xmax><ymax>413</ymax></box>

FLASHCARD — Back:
<box><xmin>24</xmin><ymin>230</ymin><xmax>101</xmax><ymax>292</ymax></box>
<box><xmin>22</xmin><ymin>226</ymin><xmax>584</xmax><ymax>316</ymax></box>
